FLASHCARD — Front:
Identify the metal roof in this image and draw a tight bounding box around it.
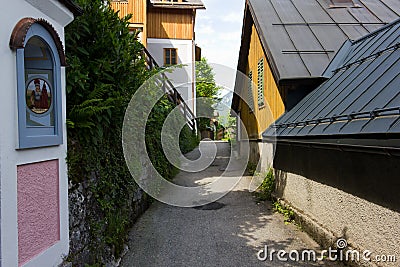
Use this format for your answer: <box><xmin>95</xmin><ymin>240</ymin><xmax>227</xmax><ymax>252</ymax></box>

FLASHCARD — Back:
<box><xmin>232</xmin><ymin>0</ymin><xmax>399</xmax><ymax>113</ymax></box>
<box><xmin>263</xmin><ymin>19</ymin><xmax>400</xmax><ymax>144</ymax></box>
<box><xmin>248</xmin><ymin>0</ymin><xmax>399</xmax><ymax>81</ymax></box>
<box><xmin>149</xmin><ymin>0</ymin><xmax>205</xmax><ymax>9</ymax></box>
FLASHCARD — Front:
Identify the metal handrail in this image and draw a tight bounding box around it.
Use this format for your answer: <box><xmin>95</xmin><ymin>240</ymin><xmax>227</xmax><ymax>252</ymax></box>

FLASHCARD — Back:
<box><xmin>142</xmin><ymin>48</ymin><xmax>195</xmax><ymax>130</ymax></box>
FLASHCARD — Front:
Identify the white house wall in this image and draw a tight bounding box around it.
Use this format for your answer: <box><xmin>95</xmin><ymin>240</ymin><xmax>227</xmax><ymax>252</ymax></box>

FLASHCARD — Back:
<box><xmin>147</xmin><ymin>38</ymin><xmax>196</xmax><ymax>116</ymax></box>
<box><xmin>0</xmin><ymin>1</ymin><xmax>72</xmax><ymax>266</ymax></box>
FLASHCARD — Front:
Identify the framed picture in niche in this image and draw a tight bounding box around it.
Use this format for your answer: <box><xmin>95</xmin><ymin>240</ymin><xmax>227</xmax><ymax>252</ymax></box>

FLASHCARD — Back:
<box><xmin>26</xmin><ymin>77</ymin><xmax>52</xmax><ymax>115</ymax></box>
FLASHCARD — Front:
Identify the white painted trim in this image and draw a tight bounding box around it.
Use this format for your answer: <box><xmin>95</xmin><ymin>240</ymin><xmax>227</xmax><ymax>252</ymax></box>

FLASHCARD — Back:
<box><xmin>25</xmin><ymin>0</ymin><xmax>74</xmax><ymax>26</ymax></box>
<box><xmin>147</xmin><ymin>38</ymin><xmax>194</xmax><ymax>45</ymax></box>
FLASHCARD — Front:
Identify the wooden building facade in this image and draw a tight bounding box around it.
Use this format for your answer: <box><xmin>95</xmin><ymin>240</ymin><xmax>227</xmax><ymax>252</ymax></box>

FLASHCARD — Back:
<box><xmin>111</xmin><ymin>0</ymin><xmax>147</xmax><ymax>43</ymax></box>
<box><xmin>147</xmin><ymin>7</ymin><xmax>194</xmax><ymax>40</ymax></box>
<box><xmin>239</xmin><ymin>24</ymin><xmax>285</xmax><ymax>141</ymax></box>
<box><xmin>232</xmin><ymin>0</ymin><xmax>399</xmax><ymax>167</ymax></box>
<box><xmin>111</xmin><ymin>0</ymin><xmax>204</xmax><ymax>118</ymax></box>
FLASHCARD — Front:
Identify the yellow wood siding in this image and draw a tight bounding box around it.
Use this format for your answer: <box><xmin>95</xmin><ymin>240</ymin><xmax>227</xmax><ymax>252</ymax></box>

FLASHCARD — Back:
<box><xmin>240</xmin><ymin>25</ymin><xmax>285</xmax><ymax>139</ymax></box>
<box><xmin>147</xmin><ymin>8</ymin><xmax>193</xmax><ymax>40</ymax></box>
<box><xmin>110</xmin><ymin>0</ymin><xmax>146</xmax><ymax>25</ymax></box>
<box><xmin>110</xmin><ymin>0</ymin><xmax>147</xmax><ymax>44</ymax></box>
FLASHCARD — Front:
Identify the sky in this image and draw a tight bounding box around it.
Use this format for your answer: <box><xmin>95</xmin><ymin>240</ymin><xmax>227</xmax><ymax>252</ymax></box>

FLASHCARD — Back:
<box><xmin>194</xmin><ymin>0</ymin><xmax>245</xmax><ymax>107</ymax></box>
<box><xmin>195</xmin><ymin>0</ymin><xmax>245</xmax><ymax>72</ymax></box>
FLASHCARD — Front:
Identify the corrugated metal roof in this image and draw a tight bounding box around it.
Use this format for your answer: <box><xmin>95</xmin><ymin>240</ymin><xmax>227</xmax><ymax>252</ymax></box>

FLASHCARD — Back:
<box><xmin>263</xmin><ymin>19</ymin><xmax>400</xmax><ymax>141</ymax></box>
<box><xmin>149</xmin><ymin>0</ymin><xmax>205</xmax><ymax>9</ymax></box>
<box><xmin>249</xmin><ymin>0</ymin><xmax>399</xmax><ymax>80</ymax></box>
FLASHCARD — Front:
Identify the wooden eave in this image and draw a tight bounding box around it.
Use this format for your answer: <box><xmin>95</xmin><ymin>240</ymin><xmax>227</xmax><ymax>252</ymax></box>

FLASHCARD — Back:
<box><xmin>149</xmin><ymin>0</ymin><xmax>205</xmax><ymax>9</ymax></box>
<box><xmin>232</xmin><ymin>1</ymin><xmax>282</xmax><ymax>112</ymax></box>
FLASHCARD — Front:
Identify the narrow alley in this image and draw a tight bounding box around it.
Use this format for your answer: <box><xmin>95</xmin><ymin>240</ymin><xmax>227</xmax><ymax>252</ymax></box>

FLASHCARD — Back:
<box><xmin>121</xmin><ymin>141</ymin><xmax>342</xmax><ymax>267</ymax></box>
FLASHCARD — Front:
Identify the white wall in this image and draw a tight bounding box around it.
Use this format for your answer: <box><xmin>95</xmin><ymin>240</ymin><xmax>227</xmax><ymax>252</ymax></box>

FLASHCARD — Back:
<box><xmin>0</xmin><ymin>1</ymin><xmax>72</xmax><ymax>266</ymax></box>
<box><xmin>147</xmin><ymin>38</ymin><xmax>196</xmax><ymax>116</ymax></box>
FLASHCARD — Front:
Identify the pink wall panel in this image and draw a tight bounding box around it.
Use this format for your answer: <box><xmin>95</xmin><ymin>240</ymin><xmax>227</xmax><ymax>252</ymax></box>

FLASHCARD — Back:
<box><xmin>17</xmin><ymin>160</ymin><xmax>60</xmax><ymax>266</ymax></box>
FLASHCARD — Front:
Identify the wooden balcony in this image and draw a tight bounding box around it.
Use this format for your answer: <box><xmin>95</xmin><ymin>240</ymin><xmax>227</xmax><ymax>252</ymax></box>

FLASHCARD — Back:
<box><xmin>110</xmin><ymin>0</ymin><xmax>146</xmax><ymax>25</ymax></box>
<box><xmin>110</xmin><ymin>1</ymin><xmax>129</xmax><ymax>20</ymax></box>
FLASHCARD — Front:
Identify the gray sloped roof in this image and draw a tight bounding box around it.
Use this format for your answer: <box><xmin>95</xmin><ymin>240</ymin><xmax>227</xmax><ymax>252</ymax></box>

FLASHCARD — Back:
<box><xmin>248</xmin><ymin>0</ymin><xmax>399</xmax><ymax>80</ymax></box>
<box><xmin>263</xmin><ymin>19</ymin><xmax>400</xmax><ymax>144</ymax></box>
<box><xmin>149</xmin><ymin>0</ymin><xmax>205</xmax><ymax>9</ymax></box>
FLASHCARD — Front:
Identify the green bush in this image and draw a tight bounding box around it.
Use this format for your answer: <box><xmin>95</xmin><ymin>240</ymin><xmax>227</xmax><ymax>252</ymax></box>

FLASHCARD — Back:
<box><xmin>65</xmin><ymin>0</ymin><xmax>198</xmax><ymax>264</ymax></box>
<box><xmin>180</xmin><ymin>126</ymin><xmax>200</xmax><ymax>154</ymax></box>
<box><xmin>255</xmin><ymin>169</ymin><xmax>275</xmax><ymax>201</ymax></box>
<box><xmin>246</xmin><ymin>162</ymin><xmax>257</xmax><ymax>176</ymax></box>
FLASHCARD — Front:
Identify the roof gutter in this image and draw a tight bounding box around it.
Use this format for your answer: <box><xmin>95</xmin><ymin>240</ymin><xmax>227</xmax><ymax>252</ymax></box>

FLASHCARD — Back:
<box><xmin>150</xmin><ymin>3</ymin><xmax>205</xmax><ymax>9</ymax></box>
<box><xmin>263</xmin><ymin>136</ymin><xmax>400</xmax><ymax>156</ymax></box>
<box><xmin>278</xmin><ymin>76</ymin><xmax>328</xmax><ymax>86</ymax></box>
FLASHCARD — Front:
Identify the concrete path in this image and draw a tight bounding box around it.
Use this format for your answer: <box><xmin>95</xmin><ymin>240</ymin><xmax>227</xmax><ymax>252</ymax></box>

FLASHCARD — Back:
<box><xmin>121</xmin><ymin>141</ymin><xmax>342</xmax><ymax>267</ymax></box>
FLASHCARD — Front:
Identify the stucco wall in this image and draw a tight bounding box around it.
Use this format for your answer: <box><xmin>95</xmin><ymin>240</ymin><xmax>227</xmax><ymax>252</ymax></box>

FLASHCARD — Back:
<box><xmin>17</xmin><ymin>160</ymin><xmax>60</xmax><ymax>266</ymax></box>
<box><xmin>272</xmin><ymin>143</ymin><xmax>400</xmax><ymax>266</ymax></box>
<box><xmin>0</xmin><ymin>1</ymin><xmax>72</xmax><ymax>266</ymax></box>
<box><xmin>146</xmin><ymin>38</ymin><xmax>196</xmax><ymax>116</ymax></box>
<box><xmin>275</xmin><ymin>171</ymin><xmax>399</xmax><ymax>266</ymax></box>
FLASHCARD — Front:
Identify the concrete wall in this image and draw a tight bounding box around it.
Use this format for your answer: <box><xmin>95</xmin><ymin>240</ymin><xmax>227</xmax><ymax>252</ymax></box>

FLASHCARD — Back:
<box><xmin>238</xmin><ymin>140</ymin><xmax>274</xmax><ymax>174</ymax></box>
<box><xmin>0</xmin><ymin>1</ymin><xmax>73</xmax><ymax>266</ymax></box>
<box><xmin>272</xmin><ymin>142</ymin><xmax>400</xmax><ymax>266</ymax></box>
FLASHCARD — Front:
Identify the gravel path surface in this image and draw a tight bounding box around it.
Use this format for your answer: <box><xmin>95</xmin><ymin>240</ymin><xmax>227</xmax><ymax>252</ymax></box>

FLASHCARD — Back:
<box><xmin>121</xmin><ymin>141</ymin><xmax>342</xmax><ymax>267</ymax></box>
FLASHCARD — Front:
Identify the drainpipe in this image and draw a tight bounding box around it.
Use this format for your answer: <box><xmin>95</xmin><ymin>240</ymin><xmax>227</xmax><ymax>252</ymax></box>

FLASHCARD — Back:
<box><xmin>192</xmin><ymin>8</ymin><xmax>197</xmax><ymax>130</ymax></box>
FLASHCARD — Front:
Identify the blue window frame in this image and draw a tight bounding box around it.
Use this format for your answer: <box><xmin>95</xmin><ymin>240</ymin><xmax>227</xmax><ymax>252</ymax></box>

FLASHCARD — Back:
<box><xmin>16</xmin><ymin>23</ymin><xmax>63</xmax><ymax>149</ymax></box>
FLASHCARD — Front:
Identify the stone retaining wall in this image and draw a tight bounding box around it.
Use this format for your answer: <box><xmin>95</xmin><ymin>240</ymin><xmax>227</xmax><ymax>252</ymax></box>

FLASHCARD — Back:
<box><xmin>67</xmin><ymin>174</ymin><xmax>149</xmax><ymax>266</ymax></box>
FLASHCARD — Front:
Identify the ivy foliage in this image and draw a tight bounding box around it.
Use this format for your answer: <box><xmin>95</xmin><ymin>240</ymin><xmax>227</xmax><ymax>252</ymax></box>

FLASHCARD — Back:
<box><xmin>66</xmin><ymin>0</ymin><xmax>146</xmax><ymax>140</ymax></box>
<box><xmin>65</xmin><ymin>0</ymin><xmax>198</xmax><ymax>264</ymax></box>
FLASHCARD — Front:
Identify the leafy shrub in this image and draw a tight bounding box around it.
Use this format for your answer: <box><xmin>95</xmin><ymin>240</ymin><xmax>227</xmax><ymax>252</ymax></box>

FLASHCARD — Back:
<box><xmin>246</xmin><ymin>162</ymin><xmax>257</xmax><ymax>176</ymax></box>
<box><xmin>273</xmin><ymin>201</ymin><xmax>295</xmax><ymax>224</ymax></box>
<box><xmin>65</xmin><ymin>0</ymin><xmax>198</xmax><ymax>264</ymax></box>
<box><xmin>255</xmin><ymin>169</ymin><xmax>275</xmax><ymax>201</ymax></box>
<box><xmin>180</xmin><ymin>126</ymin><xmax>200</xmax><ymax>154</ymax></box>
